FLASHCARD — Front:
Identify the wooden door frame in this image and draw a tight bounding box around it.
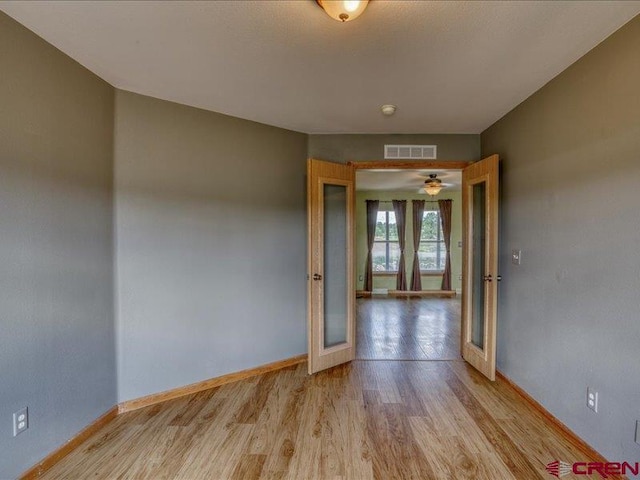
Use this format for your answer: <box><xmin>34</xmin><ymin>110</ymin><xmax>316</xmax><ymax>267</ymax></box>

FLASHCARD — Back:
<box><xmin>349</xmin><ymin>161</ymin><xmax>471</xmax><ymax>170</ymax></box>
<box><xmin>307</xmin><ymin>159</ymin><xmax>473</xmax><ymax>373</ymax></box>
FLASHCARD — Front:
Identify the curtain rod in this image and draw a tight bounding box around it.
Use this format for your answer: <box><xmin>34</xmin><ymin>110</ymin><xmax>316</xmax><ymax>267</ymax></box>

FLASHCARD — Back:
<box><xmin>376</xmin><ymin>200</ymin><xmax>441</xmax><ymax>204</ymax></box>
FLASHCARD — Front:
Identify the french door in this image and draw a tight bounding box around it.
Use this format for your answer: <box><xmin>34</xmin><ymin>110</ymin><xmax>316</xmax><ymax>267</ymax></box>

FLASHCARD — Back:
<box><xmin>306</xmin><ymin>155</ymin><xmax>500</xmax><ymax>380</ymax></box>
<box><xmin>307</xmin><ymin>159</ymin><xmax>355</xmax><ymax>374</ymax></box>
<box><xmin>461</xmin><ymin>154</ymin><xmax>500</xmax><ymax>380</ymax></box>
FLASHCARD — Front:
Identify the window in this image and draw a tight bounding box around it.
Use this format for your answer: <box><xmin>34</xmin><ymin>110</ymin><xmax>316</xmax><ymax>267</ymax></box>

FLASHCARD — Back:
<box><xmin>372</xmin><ymin>210</ymin><xmax>399</xmax><ymax>272</ymax></box>
<box><xmin>419</xmin><ymin>211</ymin><xmax>446</xmax><ymax>272</ymax></box>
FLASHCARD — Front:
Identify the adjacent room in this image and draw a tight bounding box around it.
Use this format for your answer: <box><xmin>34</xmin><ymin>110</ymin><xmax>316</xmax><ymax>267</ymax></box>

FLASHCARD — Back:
<box><xmin>2</xmin><ymin>1</ymin><xmax>640</xmax><ymax>479</ymax></box>
<box><xmin>355</xmin><ymin>169</ymin><xmax>462</xmax><ymax>361</ymax></box>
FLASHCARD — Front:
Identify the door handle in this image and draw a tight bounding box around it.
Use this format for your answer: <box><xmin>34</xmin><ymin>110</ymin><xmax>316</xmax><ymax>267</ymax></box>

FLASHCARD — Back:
<box><xmin>313</xmin><ymin>273</ymin><xmax>323</xmax><ymax>281</ymax></box>
<box><xmin>483</xmin><ymin>274</ymin><xmax>502</xmax><ymax>282</ymax></box>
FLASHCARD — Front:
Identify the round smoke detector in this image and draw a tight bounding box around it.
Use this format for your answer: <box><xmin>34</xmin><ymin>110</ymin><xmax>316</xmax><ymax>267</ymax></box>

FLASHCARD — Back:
<box><xmin>381</xmin><ymin>104</ymin><xmax>397</xmax><ymax>116</ymax></box>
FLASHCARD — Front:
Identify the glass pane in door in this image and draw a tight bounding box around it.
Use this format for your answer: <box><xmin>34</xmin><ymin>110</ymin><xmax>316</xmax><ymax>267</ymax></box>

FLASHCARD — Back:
<box><xmin>323</xmin><ymin>184</ymin><xmax>347</xmax><ymax>348</ymax></box>
<box><xmin>471</xmin><ymin>181</ymin><xmax>486</xmax><ymax>349</ymax></box>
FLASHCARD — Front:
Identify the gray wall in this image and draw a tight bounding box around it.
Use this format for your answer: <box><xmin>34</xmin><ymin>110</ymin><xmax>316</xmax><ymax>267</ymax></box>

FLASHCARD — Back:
<box><xmin>114</xmin><ymin>91</ymin><xmax>308</xmax><ymax>402</ymax></box>
<box><xmin>482</xmin><ymin>15</ymin><xmax>640</xmax><ymax>466</ymax></box>
<box><xmin>0</xmin><ymin>12</ymin><xmax>116</xmax><ymax>480</ymax></box>
<box><xmin>309</xmin><ymin>134</ymin><xmax>480</xmax><ymax>163</ymax></box>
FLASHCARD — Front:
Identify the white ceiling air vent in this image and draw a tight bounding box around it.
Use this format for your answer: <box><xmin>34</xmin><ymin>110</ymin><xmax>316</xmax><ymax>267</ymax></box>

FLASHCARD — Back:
<box><xmin>384</xmin><ymin>145</ymin><xmax>437</xmax><ymax>160</ymax></box>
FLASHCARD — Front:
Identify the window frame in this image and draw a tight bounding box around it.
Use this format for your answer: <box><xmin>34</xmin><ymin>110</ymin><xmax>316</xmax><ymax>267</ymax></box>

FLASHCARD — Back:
<box><xmin>373</xmin><ymin>210</ymin><xmax>399</xmax><ymax>273</ymax></box>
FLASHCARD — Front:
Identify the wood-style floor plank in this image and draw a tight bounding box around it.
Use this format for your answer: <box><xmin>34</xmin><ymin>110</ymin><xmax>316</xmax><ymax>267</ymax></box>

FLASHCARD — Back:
<box><xmin>36</xmin><ymin>298</ymin><xmax>610</xmax><ymax>479</ymax></box>
<box><xmin>39</xmin><ymin>361</ymin><xmax>605</xmax><ymax>480</ymax></box>
<box><xmin>356</xmin><ymin>297</ymin><xmax>461</xmax><ymax>360</ymax></box>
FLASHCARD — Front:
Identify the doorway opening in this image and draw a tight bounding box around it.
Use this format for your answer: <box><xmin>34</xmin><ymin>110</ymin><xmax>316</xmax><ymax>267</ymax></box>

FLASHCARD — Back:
<box><xmin>307</xmin><ymin>156</ymin><xmax>499</xmax><ymax>379</ymax></box>
<box><xmin>353</xmin><ymin>165</ymin><xmax>463</xmax><ymax>361</ymax></box>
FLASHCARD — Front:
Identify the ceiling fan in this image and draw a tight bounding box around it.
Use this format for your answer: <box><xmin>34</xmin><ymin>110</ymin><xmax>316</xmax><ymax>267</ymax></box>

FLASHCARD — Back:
<box><xmin>418</xmin><ymin>173</ymin><xmax>453</xmax><ymax>196</ymax></box>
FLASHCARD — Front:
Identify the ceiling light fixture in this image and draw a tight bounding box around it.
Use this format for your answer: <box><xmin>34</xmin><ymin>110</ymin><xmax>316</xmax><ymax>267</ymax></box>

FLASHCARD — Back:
<box><xmin>316</xmin><ymin>0</ymin><xmax>370</xmax><ymax>23</ymax></box>
<box><xmin>424</xmin><ymin>174</ymin><xmax>443</xmax><ymax>196</ymax></box>
<box><xmin>381</xmin><ymin>104</ymin><xmax>396</xmax><ymax>116</ymax></box>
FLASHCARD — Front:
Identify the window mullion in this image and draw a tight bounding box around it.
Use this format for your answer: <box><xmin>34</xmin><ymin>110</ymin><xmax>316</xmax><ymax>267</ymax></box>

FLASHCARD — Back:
<box><xmin>385</xmin><ymin>211</ymin><xmax>390</xmax><ymax>271</ymax></box>
<box><xmin>436</xmin><ymin>212</ymin><xmax>441</xmax><ymax>269</ymax></box>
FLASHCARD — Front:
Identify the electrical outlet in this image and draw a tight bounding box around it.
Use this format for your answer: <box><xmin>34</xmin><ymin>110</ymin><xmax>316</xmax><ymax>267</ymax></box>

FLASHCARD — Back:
<box><xmin>587</xmin><ymin>388</ymin><xmax>598</xmax><ymax>413</ymax></box>
<box><xmin>13</xmin><ymin>407</ymin><xmax>28</xmax><ymax>436</ymax></box>
<box><xmin>458</xmin><ymin>274</ymin><xmax>462</xmax><ymax>281</ymax></box>
<box><xmin>359</xmin><ymin>275</ymin><xmax>363</xmax><ymax>282</ymax></box>
<box><xmin>457</xmin><ymin>241</ymin><xmax>462</xmax><ymax>248</ymax></box>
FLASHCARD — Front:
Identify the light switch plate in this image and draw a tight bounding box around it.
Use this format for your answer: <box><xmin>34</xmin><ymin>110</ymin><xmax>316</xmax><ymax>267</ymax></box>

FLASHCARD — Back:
<box><xmin>512</xmin><ymin>249</ymin><xmax>521</xmax><ymax>265</ymax></box>
<box><xmin>635</xmin><ymin>420</ymin><xmax>640</xmax><ymax>445</ymax></box>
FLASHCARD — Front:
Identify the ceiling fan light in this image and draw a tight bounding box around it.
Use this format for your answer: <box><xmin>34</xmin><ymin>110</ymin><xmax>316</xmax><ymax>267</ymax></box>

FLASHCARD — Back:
<box><xmin>424</xmin><ymin>184</ymin><xmax>443</xmax><ymax>196</ymax></box>
<box><xmin>424</xmin><ymin>174</ymin><xmax>443</xmax><ymax>196</ymax></box>
<box><xmin>317</xmin><ymin>0</ymin><xmax>370</xmax><ymax>23</ymax></box>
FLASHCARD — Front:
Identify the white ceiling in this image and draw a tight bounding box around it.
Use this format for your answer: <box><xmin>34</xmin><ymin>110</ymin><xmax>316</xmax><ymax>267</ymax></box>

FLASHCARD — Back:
<box><xmin>356</xmin><ymin>169</ymin><xmax>461</xmax><ymax>192</ymax></box>
<box><xmin>1</xmin><ymin>1</ymin><xmax>639</xmax><ymax>134</ymax></box>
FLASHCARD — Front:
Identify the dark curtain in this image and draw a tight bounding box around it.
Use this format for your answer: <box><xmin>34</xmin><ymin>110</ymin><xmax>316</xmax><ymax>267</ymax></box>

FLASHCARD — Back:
<box><xmin>411</xmin><ymin>200</ymin><xmax>425</xmax><ymax>291</ymax></box>
<box><xmin>392</xmin><ymin>200</ymin><xmax>407</xmax><ymax>291</ymax></box>
<box><xmin>438</xmin><ymin>199</ymin><xmax>453</xmax><ymax>291</ymax></box>
<box><xmin>364</xmin><ymin>200</ymin><xmax>379</xmax><ymax>291</ymax></box>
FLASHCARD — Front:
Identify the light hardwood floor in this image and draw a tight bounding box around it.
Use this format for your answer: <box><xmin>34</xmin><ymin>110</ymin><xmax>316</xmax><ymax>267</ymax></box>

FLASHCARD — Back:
<box><xmin>356</xmin><ymin>297</ymin><xmax>461</xmax><ymax>360</ymax></box>
<box><xmin>39</xmin><ymin>360</ymin><xmax>604</xmax><ymax>480</ymax></box>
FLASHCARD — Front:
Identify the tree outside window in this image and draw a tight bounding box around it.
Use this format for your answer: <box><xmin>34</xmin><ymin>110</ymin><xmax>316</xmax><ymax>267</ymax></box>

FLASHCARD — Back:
<box><xmin>418</xmin><ymin>211</ymin><xmax>446</xmax><ymax>271</ymax></box>
<box><xmin>372</xmin><ymin>210</ymin><xmax>399</xmax><ymax>272</ymax></box>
